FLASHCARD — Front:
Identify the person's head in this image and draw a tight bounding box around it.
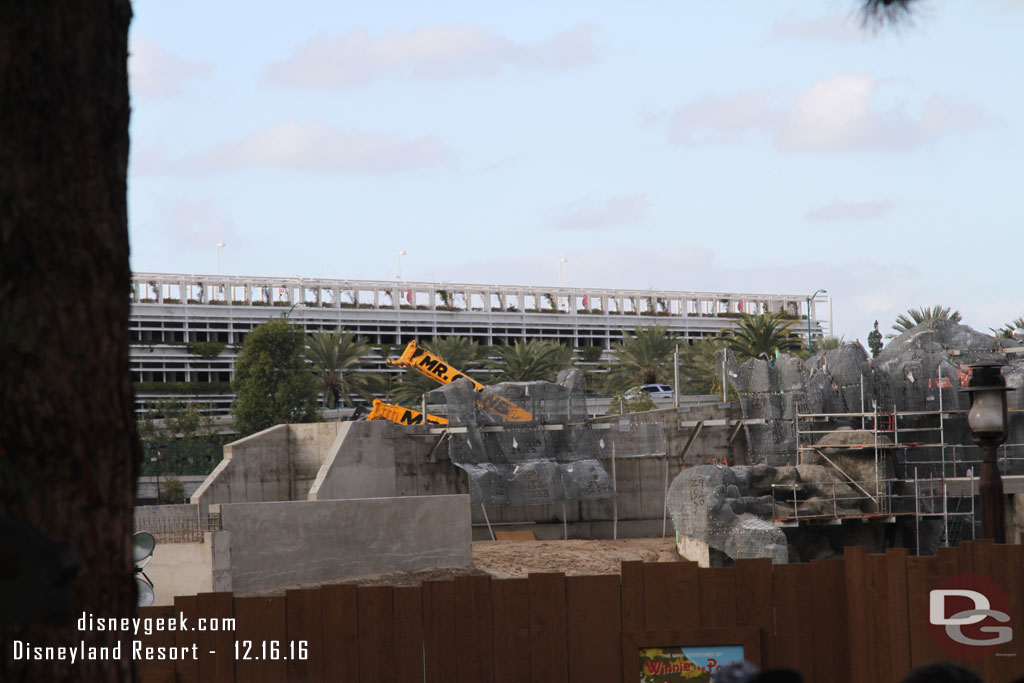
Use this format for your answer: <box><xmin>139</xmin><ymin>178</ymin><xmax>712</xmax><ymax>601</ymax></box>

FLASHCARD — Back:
<box><xmin>900</xmin><ymin>661</ymin><xmax>982</xmax><ymax>683</ymax></box>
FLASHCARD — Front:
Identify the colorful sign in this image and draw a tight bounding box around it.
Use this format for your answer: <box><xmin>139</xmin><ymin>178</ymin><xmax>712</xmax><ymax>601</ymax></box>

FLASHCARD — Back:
<box><xmin>639</xmin><ymin>645</ymin><xmax>746</xmax><ymax>682</ymax></box>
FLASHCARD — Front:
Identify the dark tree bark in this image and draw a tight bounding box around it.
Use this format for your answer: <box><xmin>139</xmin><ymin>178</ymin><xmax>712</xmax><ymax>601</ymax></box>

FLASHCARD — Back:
<box><xmin>0</xmin><ymin>2</ymin><xmax>137</xmax><ymax>681</ymax></box>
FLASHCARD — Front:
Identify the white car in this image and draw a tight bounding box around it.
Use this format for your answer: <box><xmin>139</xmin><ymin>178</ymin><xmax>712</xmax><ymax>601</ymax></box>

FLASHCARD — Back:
<box><xmin>624</xmin><ymin>384</ymin><xmax>674</xmax><ymax>400</ymax></box>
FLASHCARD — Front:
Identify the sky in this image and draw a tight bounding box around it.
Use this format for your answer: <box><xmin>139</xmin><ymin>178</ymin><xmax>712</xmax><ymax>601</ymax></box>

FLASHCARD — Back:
<box><xmin>127</xmin><ymin>1</ymin><xmax>1024</xmax><ymax>344</ymax></box>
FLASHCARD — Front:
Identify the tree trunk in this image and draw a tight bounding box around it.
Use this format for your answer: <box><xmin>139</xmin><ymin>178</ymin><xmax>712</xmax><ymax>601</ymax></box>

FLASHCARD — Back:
<box><xmin>0</xmin><ymin>2</ymin><xmax>137</xmax><ymax>681</ymax></box>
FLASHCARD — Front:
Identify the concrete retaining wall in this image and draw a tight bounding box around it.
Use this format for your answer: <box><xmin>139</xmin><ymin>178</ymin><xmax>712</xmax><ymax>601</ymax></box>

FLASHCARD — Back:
<box><xmin>142</xmin><ymin>532</ymin><xmax>232</xmax><ymax>606</ymax></box>
<box><xmin>191</xmin><ymin>423</ymin><xmax>343</xmax><ymax>516</ymax></box>
<box><xmin>220</xmin><ymin>494</ymin><xmax>472</xmax><ymax>595</ymax></box>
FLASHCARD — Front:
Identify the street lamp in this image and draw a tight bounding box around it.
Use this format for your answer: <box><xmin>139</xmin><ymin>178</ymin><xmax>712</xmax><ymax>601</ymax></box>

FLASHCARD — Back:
<box><xmin>806</xmin><ymin>288</ymin><xmax>827</xmax><ymax>355</ymax></box>
<box><xmin>961</xmin><ymin>360</ymin><xmax>1014</xmax><ymax>543</ymax></box>
<box><xmin>215</xmin><ymin>242</ymin><xmax>226</xmax><ymax>274</ymax></box>
<box><xmin>559</xmin><ymin>257</ymin><xmax>568</xmax><ymax>287</ymax></box>
<box><xmin>397</xmin><ymin>250</ymin><xmax>407</xmax><ymax>280</ymax></box>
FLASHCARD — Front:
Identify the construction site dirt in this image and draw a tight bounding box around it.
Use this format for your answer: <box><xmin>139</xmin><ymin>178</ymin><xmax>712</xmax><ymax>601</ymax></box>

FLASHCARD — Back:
<box><xmin>256</xmin><ymin>538</ymin><xmax>679</xmax><ymax>593</ymax></box>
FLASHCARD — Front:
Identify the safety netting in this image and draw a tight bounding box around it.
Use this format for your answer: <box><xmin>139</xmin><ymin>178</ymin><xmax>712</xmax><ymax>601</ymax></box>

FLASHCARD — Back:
<box><xmin>434</xmin><ymin>369</ymin><xmax>614</xmax><ymax>505</ymax></box>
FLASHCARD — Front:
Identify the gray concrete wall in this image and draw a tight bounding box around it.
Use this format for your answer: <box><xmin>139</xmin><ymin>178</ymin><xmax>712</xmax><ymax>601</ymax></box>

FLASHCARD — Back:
<box><xmin>191</xmin><ymin>425</ymin><xmax>291</xmax><ymax>516</ymax></box>
<box><xmin>309</xmin><ymin>421</ymin><xmax>410</xmax><ymax>500</ymax></box>
<box><xmin>190</xmin><ymin>423</ymin><xmax>345</xmax><ymax>515</ymax></box>
<box><xmin>136</xmin><ymin>476</ymin><xmax>208</xmax><ymax>503</ymax></box>
<box><xmin>142</xmin><ymin>532</ymin><xmax>230</xmax><ymax>606</ymax></box>
<box><xmin>134</xmin><ymin>503</ymin><xmax>199</xmax><ymax>529</ymax></box>
<box><xmin>220</xmin><ymin>494</ymin><xmax>472</xmax><ymax>595</ymax></box>
<box><xmin>287</xmin><ymin>422</ymin><xmax>344</xmax><ymax>499</ymax></box>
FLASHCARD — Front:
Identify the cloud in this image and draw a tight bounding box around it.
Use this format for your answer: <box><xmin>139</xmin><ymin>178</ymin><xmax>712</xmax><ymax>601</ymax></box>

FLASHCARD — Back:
<box><xmin>129</xmin><ymin>37</ymin><xmax>212</xmax><ymax>99</ymax></box>
<box><xmin>806</xmin><ymin>199</ymin><xmax>894</xmax><ymax>223</ymax></box>
<box><xmin>770</xmin><ymin>11</ymin><xmax>864</xmax><ymax>43</ymax></box>
<box><xmin>548</xmin><ymin>193</ymin><xmax>650</xmax><ymax>231</ymax></box>
<box><xmin>264</xmin><ymin>23</ymin><xmax>599</xmax><ymax>90</ymax></box>
<box><xmin>184</xmin><ymin>121</ymin><xmax>452</xmax><ymax>174</ymax></box>
<box><xmin>667</xmin><ymin>74</ymin><xmax>986</xmax><ymax>152</ymax></box>
<box><xmin>152</xmin><ymin>197</ymin><xmax>240</xmax><ymax>251</ymax></box>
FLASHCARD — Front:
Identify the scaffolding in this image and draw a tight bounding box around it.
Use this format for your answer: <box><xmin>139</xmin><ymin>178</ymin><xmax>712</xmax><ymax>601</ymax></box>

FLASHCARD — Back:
<box><xmin>790</xmin><ymin>401</ymin><xmax>1024</xmax><ymax>552</ymax></box>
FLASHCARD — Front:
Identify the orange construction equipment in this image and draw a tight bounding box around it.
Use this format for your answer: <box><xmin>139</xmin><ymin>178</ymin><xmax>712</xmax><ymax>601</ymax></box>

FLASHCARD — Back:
<box><xmin>387</xmin><ymin>340</ymin><xmax>532</xmax><ymax>422</ymax></box>
<box><xmin>365</xmin><ymin>399</ymin><xmax>448</xmax><ymax>426</ymax></box>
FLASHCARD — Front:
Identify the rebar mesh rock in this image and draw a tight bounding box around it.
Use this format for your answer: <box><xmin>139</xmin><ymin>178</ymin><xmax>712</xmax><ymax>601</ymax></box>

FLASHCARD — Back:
<box><xmin>442</xmin><ymin>370</ymin><xmax>614</xmax><ymax>505</ymax></box>
<box><xmin>667</xmin><ymin>465</ymin><xmax>788</xmax><ymax>564</ymax></box>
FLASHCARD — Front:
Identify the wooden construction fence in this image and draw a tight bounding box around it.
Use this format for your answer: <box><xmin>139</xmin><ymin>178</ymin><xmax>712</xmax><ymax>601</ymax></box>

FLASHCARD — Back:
<box><xmin>138</xmin><ymin>540</ymin><xmax>1024</xmax><ymax>683</ymax></box>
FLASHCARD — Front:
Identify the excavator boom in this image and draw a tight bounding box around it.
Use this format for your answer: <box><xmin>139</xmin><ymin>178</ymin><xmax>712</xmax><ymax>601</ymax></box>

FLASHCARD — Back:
<box><xmin>387</xmin><ymin>340</ymin><xmax>532</xmax><ymax>422</ymax></box>
<box><xmin>366</xmin><ymin>399</ymin><xmax>448</xmax><ymax>426</ymax></box>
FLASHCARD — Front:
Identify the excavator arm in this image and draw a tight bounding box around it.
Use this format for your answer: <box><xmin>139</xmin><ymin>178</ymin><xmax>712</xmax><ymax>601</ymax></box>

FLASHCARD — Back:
<box><xmin>366</xmin><ymin>399</ymin><xmax>448</xmax><ymax>426</ymax></box>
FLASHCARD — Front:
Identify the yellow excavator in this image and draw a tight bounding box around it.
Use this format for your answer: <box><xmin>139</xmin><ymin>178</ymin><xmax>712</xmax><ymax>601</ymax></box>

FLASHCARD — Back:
<box><xmin>368</xmin><ymin>340</ymin><xmax>532</xmax><ymax>424</ymax></box>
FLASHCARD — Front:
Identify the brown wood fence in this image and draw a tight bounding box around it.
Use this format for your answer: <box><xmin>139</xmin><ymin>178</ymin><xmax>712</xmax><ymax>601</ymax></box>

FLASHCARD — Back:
<box><xmin>138</xmin><ymin>540</ymin><xmax>1024</xmax><ymax>683</ymax></box>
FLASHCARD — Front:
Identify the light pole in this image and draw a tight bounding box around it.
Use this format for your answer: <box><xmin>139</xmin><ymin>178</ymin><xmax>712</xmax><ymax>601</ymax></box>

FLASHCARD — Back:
<box><xmin>962</xmin><ymin>361</ymin><xmax>1013</xmax><ymax>543</ymax></box>
<box><xmin>806</xmin><ymin>288</ymin><xmax>827</xmax><ymax>355</ymax></box>
<box><xmin>216</xmin><ymin>242</ymin><xmax>226</xmax><ymax>274</ymax></box>
<box><xmin>558</xmin><ymin>257</ymin><xmax>568</xmax><ymax>287</ymax></box>
<box><xmin>397</xmin><ymin>250</ymin><xmax>407</xmax><ymax>280</ymax></box>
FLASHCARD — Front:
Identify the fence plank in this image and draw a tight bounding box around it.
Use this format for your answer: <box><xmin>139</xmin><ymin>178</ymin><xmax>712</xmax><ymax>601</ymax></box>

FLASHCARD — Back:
<box><xmin>173</xmin><ymin>595</ymin><xmax>199</xmax><ymax>683</ymax></box>
<box><xmin>195</xmin><ymin>592</ymin><xmax>235</xmax><ymax>683</ymax></box>
<box><xmin>774</xmin><ymin>562</ymin><xmax>814</xmax><ymax>680</ymax></box>
<box><xmin>810</xmin><ymin>558</ymin><xmax>849</xmax><ymax>683</ymax></box>
<box><xmin>884</xmin><ymin>548</ymin><xmax>911</xmax><ymax>682</ymax></box>
<box><xmin>357</xmin><ymin>585</ymin><xmax>396</xmax><ymax>683</ymax></box>
<box><xmin>642</xmin><ymin>561</ymin><xmax>698</xmax><ymax>630</ymax></box>
<box><xmin>422</xmin><ymin>580</ymin><xmax>457</xmax><ymax>683</ymax></box>
<box><xmin>528</xmin><ymin>573</ymin><xmax>568</xmax><ymax>683</ymax></box>
<box><xmin>233</xmin><ymin>596</ymin><xmax>287</xmax><ymax>683</ymax></box>
<box><xmin>454</xmin><ymin>575</ymin><xmax>494</xmax><ymax>683</ymax></box>
<box><xmin>620</xmin><ymin>560</ymin><xmax>645</xmax><ymax>632</ymax></box>
<box><xmin>393</xmin><ymin>586</ymin><xmax>424</xmax><ymax>683</ymax></box>
<box><xmin>321</xmin><ymin>584</ymin><xmax>360</xmax><ymax>683</ymax></box>
<box><xmin>865</xmin><ymin>555</ymin><xmax>892</xmax><ymax>682</ymax></box>
<box><xmin>138</xmin><ymin>605</ymin><xmax>176</xmax><ymax>682</ymax></box>
<box><xmin>285</xmin><ymin>588</ymin><xmax>325</xmax><ymax>683</ymax></box>
<box><xmin>698</xmin><ymin>567</ymin><xmax>735</xmax><ymax>628</ymax></box>
<box><xmin>566</xmin><ymin>575</ymin><xmax>621</xmax><ymax>683</ymax></box>
<box><xmin>734</xmin><ymin>558</ymin><xmax>774</xmax><ymax>669</ymax></box>
<box><xmin>906</xmin><ymin>555</ymin><xmax>943</xmax><ymax>668</ymax></box>
<box><xmin>492</xmin><ymin>578</ymin><xmax>531</xmax><ymax>683</ymax></box>
<box><xmin>991</xmin><ymin>544</ymin><xmax>1024</xmax><ymax>682</ymax></box>
<box><xmin>842</xmin><ymin>547</ymin><xmax>870</xmax><ymax>683</ymax></box>
<box><xmin>967</xmin><ymin>540</ymin><xmax>996</xmax><ymax>683</ymax></box>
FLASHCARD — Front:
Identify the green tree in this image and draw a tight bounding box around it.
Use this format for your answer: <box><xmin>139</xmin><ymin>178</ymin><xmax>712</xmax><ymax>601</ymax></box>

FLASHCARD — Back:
<box><xmin>719</xmin><ymin>312</ymin><xmax>804</xmax><ymax>363</ymax></box>
<box><xmin>679</xmin><ymin>337</ymin><xmax>729</xmax><ymax>395</ymax></box>
<box><xmin>392</xmin><ymin>336</ymin><xmax>484</xmax><ymax>406</ymax></box>
<box><xmin>231</xmin><ymin>318</ymin><xmax>320</xmax><ymax>436</ymax></box>
<box><xmin>137</xmin><ymin>397</ymin><xmax>220</xmax><ymax>475</ymax></box>
<box><xmin>889</xmin><ymin>305</ymin><xmax>962</xmax><ymax>338</ymax></box>
<box><xmin>606</xmin><ymin>391</ymin><xmax>658</xmax><ymax>414</ymax></box>
<box><xmin>867</xmin><ymin>320</ymin><xmax>884</xmax><ymax>358</ymax></box>
<box><xmin>486</xmin><ymin>340</ymin><xmax>573</xmax><ymax>382</ymax></box>
<box><xmin>605</xmin><ymin>325</ymin><xmax>679</xmax><ymax>392</ymax></box>
<box><xmin>305</xmin><ymin>330</ymin><xmax>376</xmax><ymax>408</ymax></box>
<box><xmin>159</xmin><ymin>475</ymin><xmax>187</xmax><ymax>505</ymax></box>
<box><xmin>817</xmin><ymin>336</ymin><xmax>844</xmax><ymax>351</ymax></box>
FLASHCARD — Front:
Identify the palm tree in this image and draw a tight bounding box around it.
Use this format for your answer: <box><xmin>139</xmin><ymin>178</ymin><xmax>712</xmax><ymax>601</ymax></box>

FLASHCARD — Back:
<box><xmin>817</xmin><ymin>336</ymin><xmax>845</xmax><ymax>351</ymax></box>
<box><xmin>719</xmin><ymin>312</ymin><xmax>804</xmax><ymax>363</ymax></box>
<box><xmin>679</xmin><ymin>337</ymin><xmax>729</xmax><ymax>395</ymax></box>
<box><xmin>486</xmin><ymin>340</ymin><xmax>573</xmax><ymax>382</ymax></box>
<box><xmin>604</xmin><ymin>325</ymin><xmax>680</xmax><ymax>392</ymax></box>
<box><xmin>889</xmin><ymin>306</ymin><xmax>962</xmax><ymax>338</ymax></box>
<box><xmin>392</xmin><ymin>336</ymin><xmax>484</xmax><ymax>406</ymax></box>
<box><xmin>991</xmin><ymin>317</ymin><xmax>1024</xmax><ymax>339</ymax></box>
<box><xmin>305</xmin><ymin>330</ymin><xmax>376</xmax><ymax>407</ymax></box>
